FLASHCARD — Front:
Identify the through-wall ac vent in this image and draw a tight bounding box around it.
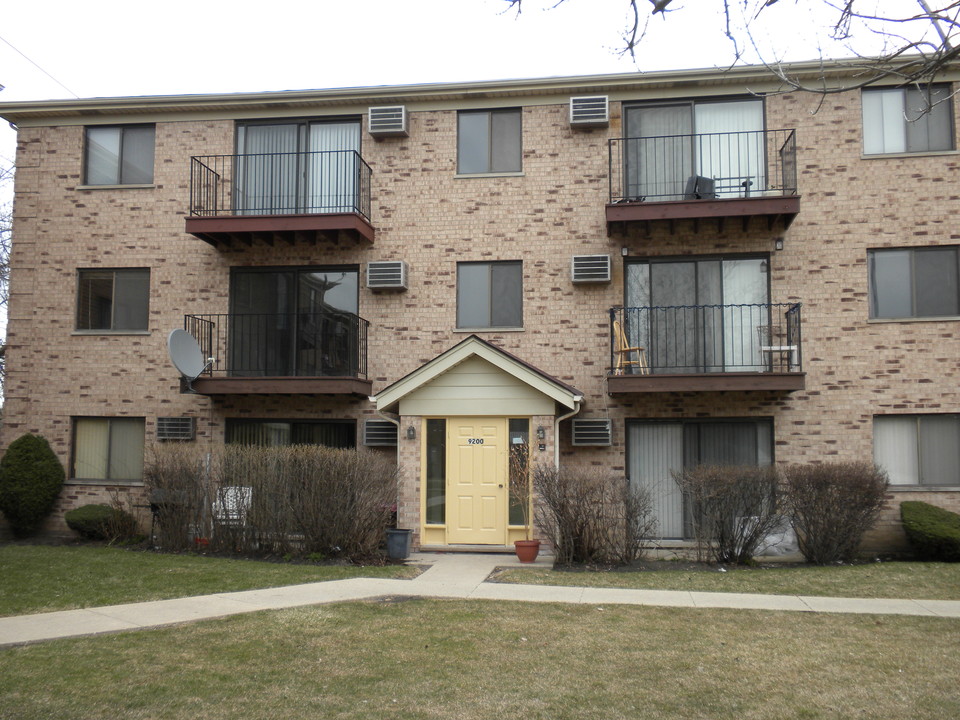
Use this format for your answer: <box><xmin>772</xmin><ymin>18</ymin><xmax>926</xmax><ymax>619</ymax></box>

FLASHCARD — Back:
<box><xmin>367</xmin><ymin>261</ymin><xmax>409</xmax><ymax>291</ymax></box>
<box><xmin>368</xmin><ymin>106</ymin><xmax>409</xmax><ymax>137</ymax></box>
<box><xmin>157</xmin><ymin>417</ymin><xmax>196</xmax><ymax>441</ymax></box>
<box><xmin>571</xmin><ymin>419</ymin><xmax>613</xmax><ymax>446</ymax></box>
<box><xmin>571</xmin><ymin>254</ymin><xmax>611</xmax><ymax>283</ymax></box>
<box><xmin>570</xmin><ymin>96</ymin><xmax>609</xmax><ymax>127</ymax></box>
<box><xmin>363</xmin><ymin>420</ymin><xmax>398</xmax><ymax>447</ymax></box>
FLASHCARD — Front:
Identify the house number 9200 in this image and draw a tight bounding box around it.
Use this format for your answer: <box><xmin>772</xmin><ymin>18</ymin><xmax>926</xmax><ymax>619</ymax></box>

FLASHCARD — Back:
<box><xmin>467</xmin><ymin>438</ymin><xmax>484</xmax><ymax>445</ymax></box>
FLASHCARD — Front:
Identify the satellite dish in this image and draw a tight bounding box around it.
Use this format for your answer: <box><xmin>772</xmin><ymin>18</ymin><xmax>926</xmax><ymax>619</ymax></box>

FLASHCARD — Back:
<box><xmin>167</xmin><ymin>329</ymin><xmax>208</xmax><ymax>382</ymax></box>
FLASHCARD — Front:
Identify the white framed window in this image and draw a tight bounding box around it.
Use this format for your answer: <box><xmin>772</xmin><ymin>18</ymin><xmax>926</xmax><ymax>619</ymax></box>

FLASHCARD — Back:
<box><xmin>874</xmin><ymin>414</ymin><xmax>960</xmax><ymax>486</ymax></box>
<box><xmin>76</xmin><ymin>268</ymin><xmax>150</xmax><ymax>331</ymax></box>
<box><xmin>862</xmin><ymin>85</ymin><xmax>954</xmax><ymax>155</ymax></box>
<box><xmin>456</xmin><ymin>261</ymin><xmax>522</xmax><ymax>329</ymax></box>
<box><xmin>457</xmin><ymin>108</ymin><xmax>522</xmax><ymax>174</ymax></box>
<box><xmin>868</xmin><ymin>247</ymin><xmax>960</xmax><ymax>319</ymax></box>
<box><xmin>84</xmin><ymin>125</ymin><xmax>155</xmax><ymax>184</ymax></box>
<box><xmin>73</xmin><ymin>417</ymin><xmax>145</xmax><ymax>481</ymax></box>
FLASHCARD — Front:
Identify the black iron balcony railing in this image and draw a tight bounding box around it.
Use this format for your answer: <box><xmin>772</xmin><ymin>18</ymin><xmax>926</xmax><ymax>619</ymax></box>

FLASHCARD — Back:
<box><xmin>608</xmin><ymin>129</ymin><xmax>797</xmax><ymax>204</ymax></box>
<box><xmin>189</xmin><ymin>150</ymin><xmax>372</xmax><ymax>219</ymax></box>
<box><xmin>184</xmin><ymin>312</ymin><xmax>369</xmax><ymax>379</ymax></box>
<box><xmin>610</xmin><ymin>302</ymin><xmax>802</xmax><ymax>375</ymax></box>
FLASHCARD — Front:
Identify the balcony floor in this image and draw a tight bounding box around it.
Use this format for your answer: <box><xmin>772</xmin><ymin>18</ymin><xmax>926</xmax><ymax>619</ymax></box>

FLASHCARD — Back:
<box><xmin>185</xmin><ymin>212</ymin><xmax>375</xmax><ymax>248</ymax></box>
<box><xmin>189</xmin><ymin>376</ymin><xmax>373</xmax><ymax>396</ymax></box>
<box><xmin>607</xmin><ymin>371</ymin><xmax>805</xmax><ymax>393</ymax></box>
<box><xmin>606</xmin><ymin>195</ymin><xmax>800</xmax><ymax>236</ymax></box>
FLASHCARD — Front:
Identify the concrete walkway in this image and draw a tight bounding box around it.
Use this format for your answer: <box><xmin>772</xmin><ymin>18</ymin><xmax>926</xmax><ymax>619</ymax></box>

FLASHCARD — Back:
<box><xmin>2</xmin><ymin>552</ymin><xmax>959</xmax><ymax>647</ymax></box>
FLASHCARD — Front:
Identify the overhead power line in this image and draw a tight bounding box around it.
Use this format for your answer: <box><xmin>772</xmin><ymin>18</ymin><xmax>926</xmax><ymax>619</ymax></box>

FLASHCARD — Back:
<box><xmin>0</xmin><ymin>34</ymin><xmax>80</xmax><ymax>98</ymax></box>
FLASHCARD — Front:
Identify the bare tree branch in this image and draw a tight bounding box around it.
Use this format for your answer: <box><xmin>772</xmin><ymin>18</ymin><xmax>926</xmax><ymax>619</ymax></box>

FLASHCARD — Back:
<box><xmin>504</xmin><ymin>1</ymin><xmax>960</xmax><ymax>95</ymax></box>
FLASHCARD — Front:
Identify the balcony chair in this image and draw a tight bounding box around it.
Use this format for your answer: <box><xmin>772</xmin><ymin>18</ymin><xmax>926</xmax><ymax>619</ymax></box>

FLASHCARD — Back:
<box><xmin>613</xmin><ymin>320</ymin><xmax>649</xmax><ymax>375</ymax></box>
<box><xmin>683</xmin><ymin>175</ymin><xmax>716</xmax><ymax>200</ymax></box>
<box><xmin>212</xmin><ymin>485</ymin><xmax>252</xmax><ymax>528</ymax></box>
<box><xmin>757</xmin><ymin>325</ymin><xmax>798</xmax><ymax>372</ymax></box>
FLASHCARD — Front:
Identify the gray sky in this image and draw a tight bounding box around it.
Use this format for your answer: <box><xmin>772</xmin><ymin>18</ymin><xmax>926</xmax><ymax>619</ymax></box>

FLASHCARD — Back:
<box><xmin>0</xmin><ymin>0</ymin><xmax>929</xmax><ymax>165</ymax></box>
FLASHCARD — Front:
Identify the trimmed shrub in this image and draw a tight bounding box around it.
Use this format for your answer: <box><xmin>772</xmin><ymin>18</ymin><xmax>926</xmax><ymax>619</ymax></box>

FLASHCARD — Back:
<box><xmin>782</xmin><ymin>461</ymin><xmax>888</xmax><ymax>564</ymax></box>
<box><xmin>534</xmin><ymin>464</ymin><xmax>656</xmax><ymax>565</ymax></box>
<box><xmin>672</xmin><ymin>465</ymin><xmax>781</xmax><ymax>565</ymax></box>
<box><xmin>900</xmin><ymin>501</ymin><xmax>960</xmax><ymax>562</ymax></box>
<box><xmin>65</xmin><ymin>502</ymin><xmax>140</xmax><ymax>542</ymax></box>
<box><xmin>0</xmin><ymin>434</ymin><xmax>65</xmax><ymax>537</ymax></box>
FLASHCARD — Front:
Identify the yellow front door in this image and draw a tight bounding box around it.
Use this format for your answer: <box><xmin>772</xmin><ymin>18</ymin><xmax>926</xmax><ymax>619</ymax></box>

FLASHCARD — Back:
<box><xmin>446</xmin><ymin>418</ymin><xmax>507</xmax><ymax>545</ymax></box>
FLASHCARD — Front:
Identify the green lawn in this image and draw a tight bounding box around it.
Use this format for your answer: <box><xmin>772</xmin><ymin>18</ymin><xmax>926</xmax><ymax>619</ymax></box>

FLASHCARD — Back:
<box><xmin>493</xmin><ymin>560</ymin><xmax>960</xmax><ymax>600</ymax></box>
<box><xmin>0</xmin><ymin>545</ymin><xmax>419</xmax><ymax>617</ymax></box>
<box><xmin>1</xmin><ymin>598</ymin><xmax>957</xmax><ymax>720</ymax></box>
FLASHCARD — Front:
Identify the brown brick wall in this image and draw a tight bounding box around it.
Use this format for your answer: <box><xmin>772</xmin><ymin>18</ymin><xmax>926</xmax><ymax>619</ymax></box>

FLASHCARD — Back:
<box><xmin>3</xmin><ymin>83</ymin><xmax>959</xmax><ymax>551</ymax></box>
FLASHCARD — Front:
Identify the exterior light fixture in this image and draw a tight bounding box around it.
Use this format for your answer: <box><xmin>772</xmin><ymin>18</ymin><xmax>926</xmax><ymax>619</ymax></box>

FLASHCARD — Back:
<box><xmin>406</xmin><ymin>426</ymin><xmax>416</xmax><ymax>440</ymax></box>
<box><xmin>536</xmin><ymin>426</ymin><xmax>546</xmax><ymax>440</ymax></box>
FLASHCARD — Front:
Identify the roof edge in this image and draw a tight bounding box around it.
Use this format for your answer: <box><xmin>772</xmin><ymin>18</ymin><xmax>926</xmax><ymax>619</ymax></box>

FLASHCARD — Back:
<box><xmin>4</xmin><ymin>56</ymin><xmax>958</xmax><ymax>123</ymax></box>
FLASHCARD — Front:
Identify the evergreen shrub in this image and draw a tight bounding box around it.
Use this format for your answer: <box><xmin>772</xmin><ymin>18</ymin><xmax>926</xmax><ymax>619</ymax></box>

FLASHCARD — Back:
<box><xmin>900</xmin><ymin>501</ymin><xmax>960</xmax><ymax>562</ymax></box>
<box><xmin>0</xmin><ymin>434</ymin><xmax>65</xmax><ymax>537</ymax></box>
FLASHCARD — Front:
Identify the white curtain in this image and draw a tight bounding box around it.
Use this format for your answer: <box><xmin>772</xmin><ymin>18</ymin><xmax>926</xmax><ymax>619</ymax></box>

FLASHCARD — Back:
<box><xmin>862</xmin><ymin>89</ymin><xmax>905</xmax><ymax>154</ymax></box>
<box><xmin>109</xmin><ymin>419</ymin><xmax>145</xmax><ymax>480</ymax></box>
<box><xmin>237</xmin><ymin>124</ymin><xmax>300</xmax><ymax>214</ymax></box>
<box><xmin>74</xmin><ymin>418</ymin><xmax>143</xmax><ymax>480</ymax></box>
<box><xmin>74</xmin><ymin>419</ymin><xmax>109</xmax><ymax>479</ymax></box>
<box><xmin>721</xmin><ymin>258</ymin><xmax>768</xmax><ymax>371</ymax></box>
<box><xmin>919</xmin><ymin>415</ymin><xmax>960</xmax><ymax>486</ymax></box>
<box><xmin>695</xmin><ymin>101</ymin><xmax>764</xmax><ymax>197</ymax></box>
<box><xmin>628</xmin><ymin>423</ymin><xmax>684</xmax><ymax>539</ymax></box>
<box><xmin>625</xmin><ymin>105</ymin><xmax>691</xmax><ymax>200</ymax></box>
<box><xmin>874</xmin><ymin>416</ymin><xmax>919</xmax><ymax>485</ymax></box>
<box><xmin>308</xmin><ymin>122</ymin><xmax>361</xmax><ymax>213</ymax></box>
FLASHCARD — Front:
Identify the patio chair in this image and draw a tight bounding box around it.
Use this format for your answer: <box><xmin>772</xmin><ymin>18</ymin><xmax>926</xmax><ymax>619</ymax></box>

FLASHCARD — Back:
<box><xmin>613</xmin><ymin>320</ymin><xmax>648</xmax><ymax>375</ymax></box>
<box><xmin>212</xmin><ymin>485</ymin><xmax>252</xmax><ymax>527</ymax></box>
<box><xmin>757</xmin><ymin>325</ymin><xmax>798</xmax><ymax>371</ymax></box>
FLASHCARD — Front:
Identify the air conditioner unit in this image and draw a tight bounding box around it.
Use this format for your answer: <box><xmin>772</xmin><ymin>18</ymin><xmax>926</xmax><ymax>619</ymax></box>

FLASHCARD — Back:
<box><xmin>571</xmin><ymin>255</ymin><xmax>611</xmax><ymax>283</ymax></box>
<box><xmin>363</xmin><ymin>420</ymin><xmax>398</xmax><ymax>447</ymax></box>
<box><xmin>569</xmin><ymin>96</ymin><xmax>609</xmax><ymax>127</ymax></box>
<box><xmin>366</xmin><ymin>261</ymin><xmax>408</xmax><ymax>291</ymax></box>
<box><xmin>571</xmin><ymin>418</ymin><xmax>613</xmax><ymax>446</ymax></box>
<box><xmin>368</xmin><ymin>106</ymin><xmax>408</xmax><ymax>137</ymax></box>
<box><xmin>157</xmin><ymin>417</ymin><xmax>195</xmax><ymax>441</ymax></box>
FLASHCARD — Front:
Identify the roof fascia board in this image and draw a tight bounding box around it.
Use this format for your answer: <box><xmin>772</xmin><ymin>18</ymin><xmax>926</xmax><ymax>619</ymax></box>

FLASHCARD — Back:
<box><xmin>4</xmin><ymin>58</ymin><xmax>959</xmax><ymax>125</ymax></box>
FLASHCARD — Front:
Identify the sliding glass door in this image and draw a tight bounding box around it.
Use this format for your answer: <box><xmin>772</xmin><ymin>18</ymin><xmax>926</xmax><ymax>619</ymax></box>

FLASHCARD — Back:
<box><xmin>236</xmin><ymin>120</ymin><xmax>361</xmax><ymax>215</ymax></box>
<box><xmin>624</xmin><ymin>99</ymin><xmax>763</xmax><ymax>201</ymax></box>
<box><xmin>627</xmin><ymin>419</ymin><xmax>772</xmax><ymax>540</ymax></box>
<box><xmin>229</xmin><ymin>267</ymin><xmax>359</xmax><ymax>377</ymax></box>
<box><xmin>625</xmin><ymin>256</ymin><xmax>769</xmax><ymax>373</ymax></box>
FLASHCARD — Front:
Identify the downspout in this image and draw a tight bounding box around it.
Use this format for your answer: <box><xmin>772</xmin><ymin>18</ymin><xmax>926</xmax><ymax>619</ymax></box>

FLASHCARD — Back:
<box><xmin>554</xmin><ymin>397</ymin><xmax>583</xmax><ymax>468</ymax></box>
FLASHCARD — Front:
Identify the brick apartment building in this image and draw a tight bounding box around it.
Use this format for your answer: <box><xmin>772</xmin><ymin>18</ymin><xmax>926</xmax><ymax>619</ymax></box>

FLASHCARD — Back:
<box><xmin>0</xmin><ymin>60</ymin><xmax>957</xmax><ymax>552</ymax></box>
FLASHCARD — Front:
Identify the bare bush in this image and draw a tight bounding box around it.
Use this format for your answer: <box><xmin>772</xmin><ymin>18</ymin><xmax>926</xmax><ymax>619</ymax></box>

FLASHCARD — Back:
<box><xmin>143</xmin><ymin>444</ymin><xmax>212</xmax><ymax>552</ymax></box>
<box><xmin>534</xmin><ymin>464</ymin><xmax>656</xmax><ymax>565</ymax></box>
<box><xmin>281</xmin><ymin>446</ymin><xmax>396</xmax><ymax>558</ymax></box>
<box><xmin>144</xmin><ymin>443</ymin><xmax>397</xmax><ymax>560</ymax></box>
<box><xmin>782</xmin><ymin>462</ymin><xmax>889</xmax><ymax>564</ymax></box>
<box><xmin>673</xmin><ymin>465</ymin><xmax>781</xmax><ymax>565</ymax></box>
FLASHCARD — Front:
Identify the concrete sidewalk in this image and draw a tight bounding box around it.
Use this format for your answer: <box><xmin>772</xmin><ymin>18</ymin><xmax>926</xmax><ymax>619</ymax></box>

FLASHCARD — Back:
<box><xmin>2</xmin><ymin>552</ymin><xmax>959</xmax><ymax>647</ymax></box>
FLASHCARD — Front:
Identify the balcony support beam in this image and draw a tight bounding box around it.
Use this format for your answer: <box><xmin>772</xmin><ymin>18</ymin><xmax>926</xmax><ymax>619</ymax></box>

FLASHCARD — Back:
<box><xmin>607</xmin><ymin>372</ymin><xmax>805</xmax><ymax>393</ymax></box>
<box><xmin>606</xmin><ymin>195</ymin><xmax>800</xmax><ymax>236</ymax></box>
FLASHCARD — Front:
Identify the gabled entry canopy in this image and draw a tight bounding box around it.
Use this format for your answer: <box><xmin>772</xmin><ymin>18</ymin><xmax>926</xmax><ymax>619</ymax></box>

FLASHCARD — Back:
<box><xmin>371</xmin><ymin>335</ymin><xmax>582</xmax><ymax>416</ymax></box>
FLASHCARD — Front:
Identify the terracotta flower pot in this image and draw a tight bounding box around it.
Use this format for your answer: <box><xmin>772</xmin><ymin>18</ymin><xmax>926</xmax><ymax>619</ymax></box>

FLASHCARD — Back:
<box><xmin>514</xmin><ymin>539</ymin><xmax>541</xmax><ymax>563</ymax></box>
